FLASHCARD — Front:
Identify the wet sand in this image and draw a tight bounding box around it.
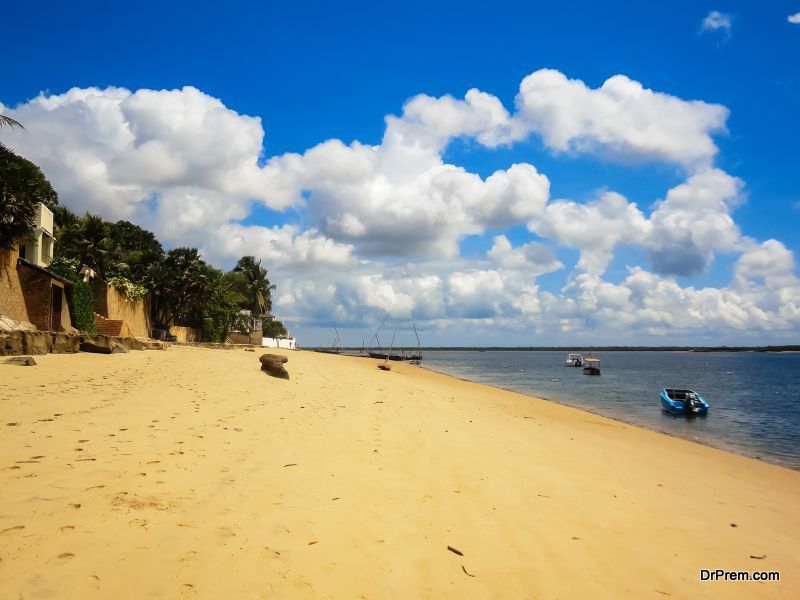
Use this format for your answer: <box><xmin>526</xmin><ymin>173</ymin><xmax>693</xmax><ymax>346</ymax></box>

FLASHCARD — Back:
<box><xmin>1</xmin><ymin>347</ymin><xmax>798</xmax><ymax>598</ymax></box>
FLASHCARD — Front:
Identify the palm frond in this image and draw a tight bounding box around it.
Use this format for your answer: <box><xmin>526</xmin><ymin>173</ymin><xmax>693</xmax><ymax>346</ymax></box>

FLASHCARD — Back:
<box><xmin>0</xmin><ymin>114</ymin><xmax>24</xmax><ymax>129</ymax></box>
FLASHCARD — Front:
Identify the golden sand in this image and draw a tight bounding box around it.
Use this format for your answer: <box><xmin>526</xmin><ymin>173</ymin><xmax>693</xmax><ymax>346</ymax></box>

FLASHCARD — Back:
<box><xmin>1</xmin><ymin>347</ymin><xmax>798</xmax><ymax>598</ymax></box>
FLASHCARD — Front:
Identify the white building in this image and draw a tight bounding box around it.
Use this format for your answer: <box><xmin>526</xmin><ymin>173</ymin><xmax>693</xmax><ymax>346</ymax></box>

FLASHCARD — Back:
<box><xmin>262</xmin><ymin>336</ymin><xmax>297</xmax><ymax>350</ymax></box>
<box><xmin>19</xmin><ymin>203</ymin><xmax>54</xmax><ymax>268</ymax></box>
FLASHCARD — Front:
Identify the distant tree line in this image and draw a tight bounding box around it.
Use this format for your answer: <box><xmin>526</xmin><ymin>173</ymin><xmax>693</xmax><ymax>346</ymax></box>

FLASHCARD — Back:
<box><xmin>0</xmin><ymin>141</ymin><xmax>288</xmax><ymax>341</ymax></box>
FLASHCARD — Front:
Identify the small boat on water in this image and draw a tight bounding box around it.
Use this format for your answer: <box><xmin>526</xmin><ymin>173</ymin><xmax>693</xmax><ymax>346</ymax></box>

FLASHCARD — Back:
<box><xmin>564</xmin><ymin>353</ymin><xmax>584</xmax><ymax>367</ymax></box>
<box><xmin>660</xmin><ymin>388</ymin><xmax>709</xmax><ymax>416</ymax></box>
<box><xmin>368</xmin><ymin>351</ymin><xmax>406</xmax><ymax>361</ymax></box>
<box><xmin>315</xmin><ymin>327</ymin><xmax>343</xmax><ymax>355</ymax></box>
<box><xmin>582</xmin><ymin>357</ymin><xmax>601</xmax><ymax>375</ymax></box>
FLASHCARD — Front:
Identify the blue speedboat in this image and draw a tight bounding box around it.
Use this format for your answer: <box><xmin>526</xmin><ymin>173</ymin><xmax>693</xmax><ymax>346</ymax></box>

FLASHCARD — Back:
<box><xmin>660</xmin><ymin>388</ymin><xmax>709</xmax><ymax>416</ymax></box>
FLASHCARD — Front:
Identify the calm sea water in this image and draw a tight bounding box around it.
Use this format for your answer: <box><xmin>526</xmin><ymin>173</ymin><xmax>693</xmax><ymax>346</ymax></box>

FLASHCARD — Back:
<box><xmin>421</xmin><ymin>351</ymin><xmax>800</xmax><ymax>470</ymax></box>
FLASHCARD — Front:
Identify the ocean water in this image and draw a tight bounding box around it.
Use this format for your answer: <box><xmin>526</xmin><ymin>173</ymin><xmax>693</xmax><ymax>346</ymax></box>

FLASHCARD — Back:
<box><xmin>421</xmin><ymin>351</ymin><xmax>800</xmax><ymax>470</ymax></box>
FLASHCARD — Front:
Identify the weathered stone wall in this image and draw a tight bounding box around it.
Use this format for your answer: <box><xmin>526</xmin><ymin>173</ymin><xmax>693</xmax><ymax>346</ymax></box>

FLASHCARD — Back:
<box><xmin>90</xmin><ymin>278</ymin><xmax>109</xmax><ymax>317</ymax></box>
<box><xmin>16</xmin><ymin>263</ymin><xmax>53</xmax><ymax>331</ymax></box>
<box><xmin>0</xmin><ymin>247</ymin><xmax>29</xmax><ymax>323</ymax></box>
<box><xmin>171</xmin><ymin>326</ymin><xmax>201</xmax><ymax>343</ymax></box>
<box><xmin>105</xmin><ymin>285</ymin><xmax>150</xmax><ymax>338</ymax></box>
<box><xmin>90</xmin><ymin>280</ymin><xmax>150</xmax><ymax>338</ymax></box>
<box><xmin>229</xmin><ymin>331</ymin><xmax>263</xmax><ymax>346</ymax></box>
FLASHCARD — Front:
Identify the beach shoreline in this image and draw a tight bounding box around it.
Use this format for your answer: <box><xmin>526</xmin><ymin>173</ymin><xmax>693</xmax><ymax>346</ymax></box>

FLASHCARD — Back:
<box><xmin>418</xmin><ymin>363</ymin><xmax>799</xmax><ymax>472</ymax></box>
<box><xmin>2</xmin><ymin>346</ymin><xmax>798</xmax><ymax>598</ymax></box>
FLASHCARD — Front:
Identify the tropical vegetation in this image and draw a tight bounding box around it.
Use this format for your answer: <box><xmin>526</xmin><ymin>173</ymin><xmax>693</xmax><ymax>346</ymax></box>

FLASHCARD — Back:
<box><xmin>1</xmin><ymin>143</ymin><xmax>289</xmax><ymax>341</ymax></box>
<box><xmin>0</xmin><ymin>147</ymin><xmax>59</xmax><ymax>249</ymax></box>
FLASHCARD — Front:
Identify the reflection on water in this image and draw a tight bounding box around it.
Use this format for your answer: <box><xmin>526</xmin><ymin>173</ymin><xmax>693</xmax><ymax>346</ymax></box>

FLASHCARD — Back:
<box><xmin>422</xmin><ymin>351</ymin><xmax>800</xmax><ymax>470</ymax></box>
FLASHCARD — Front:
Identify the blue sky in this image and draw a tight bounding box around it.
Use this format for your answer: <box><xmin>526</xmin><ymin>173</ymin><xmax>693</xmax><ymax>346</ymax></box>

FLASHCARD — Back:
<box><xmin>3</xmin><ymin>1</ymin><xmax>799</xmax><ymax>345</ymax></box>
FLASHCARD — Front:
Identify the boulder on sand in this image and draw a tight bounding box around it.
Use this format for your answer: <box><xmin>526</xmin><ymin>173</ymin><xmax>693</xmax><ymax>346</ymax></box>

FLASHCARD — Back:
<box><xmin>4</xmin><ymin>356</ymin><xmax>36</xmax><ymax>366</ymax></box>
<box><xmin>259</xmin><ymin>353</ymin><xmax>289</xmax><ymax>379</ymax></box>
<box><xmin>79</xmin><ymin>335</ymin><xmax>112</xmax><ymax>354</ymax></box>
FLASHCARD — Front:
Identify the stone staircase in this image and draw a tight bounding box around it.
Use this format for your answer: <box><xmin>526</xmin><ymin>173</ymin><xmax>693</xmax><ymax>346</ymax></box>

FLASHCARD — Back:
<box><xmin>94</xmin><ymin>314</ymin><xmax>123</xmax><ymax>337</ymax></box>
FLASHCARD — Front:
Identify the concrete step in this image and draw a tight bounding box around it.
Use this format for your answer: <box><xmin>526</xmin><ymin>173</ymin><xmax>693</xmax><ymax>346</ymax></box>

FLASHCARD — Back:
<box><xmin>94</xmin><ymin>316</ymin><xmax>123</xmax><ymax>337</ymax></box>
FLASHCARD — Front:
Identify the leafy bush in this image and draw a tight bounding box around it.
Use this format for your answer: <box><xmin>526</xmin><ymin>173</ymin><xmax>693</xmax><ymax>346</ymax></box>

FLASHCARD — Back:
<box><xmin>0</xmin><ymin>147</ymin><xmax>58</xmax><ymax>249</ymax></box>
<box><xmin>200</xmin><ymin>285</ymin><xmax>244</xmax><ymax>342</ymax></box>
<box><xmin>108</xmin><ymin>275</ymin><xmax>148</xmax><ymax>300</ymax></box>
<box><xmin>263</xmin><ymin>318</ymin><xmax>288</xmax><ymax>338</ymax></box>
<box><xmin>69</xmin><ymin>280</ymin><xmax>97</xmax><ymax>333</ymax></box>
<box><xmin>47</xmin><ymin>255</ymin><xmax>96</xmax><ymax>333</ymax></box>
<box><xmin>47</xmin><ymin>255</ymin><xmax>80</xmax><ymax>280</ymax></box>
<box><xmin>201</xmin><ymin>317</ymin><xmax>223</xmax><ymax>343</ymax></box>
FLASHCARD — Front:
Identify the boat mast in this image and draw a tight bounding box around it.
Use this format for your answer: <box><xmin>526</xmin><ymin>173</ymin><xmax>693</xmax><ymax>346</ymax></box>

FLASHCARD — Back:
<box><xmin>413</xmin><ymin>323</ymin><xmax>422</xmax><ymax>360</ymax></box>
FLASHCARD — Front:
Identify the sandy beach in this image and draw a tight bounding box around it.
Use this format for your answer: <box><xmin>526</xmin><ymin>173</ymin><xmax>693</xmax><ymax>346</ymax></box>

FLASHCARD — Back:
<box><xmin>1</xmin><ymin>346</ymin><xmax>798</xmax><ymax>599</ymax></box>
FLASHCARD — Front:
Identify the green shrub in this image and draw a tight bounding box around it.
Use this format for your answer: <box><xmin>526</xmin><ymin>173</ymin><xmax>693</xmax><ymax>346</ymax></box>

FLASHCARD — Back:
<box><xmin>70</xmin><ymin>280</ymin><xmax>97</xmax><ymax>333</ymax></box>
<box><xmin>47</xmin><ymin>255</ymin><xmax>96</xmax><ymax>333</ymax></box>
<box><xmin>201</xmin><ymin>317</ymin><xmax>224</xmax><ymax>343</ymax></box>
<box><xmin>108</xmin><ymin>275</ymin><xmax>148</xmax><ymax>300</ymax></box>
<box><xmin>263</xmin><ymin>318</ymin><xmax>288</xmax><ymax>338</ymax></box>
<box><xmin>47</xmin><ymin>255</ymin><xmax>80</xmax><ymax>280</ymax></box>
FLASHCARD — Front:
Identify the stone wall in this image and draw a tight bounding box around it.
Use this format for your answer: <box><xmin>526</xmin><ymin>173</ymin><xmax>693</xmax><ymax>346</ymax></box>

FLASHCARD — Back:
<box><xmin>91</xmin><ymin>280</ymin><xmax>150</xmax><ymax>338</ymax></box>
<box><xmin>90</xmin><ymin>278</ymin><xmax>109</xmax><ymax>318</ymax></box>
<box><xmin>16</xmin><ymin>262</ymin><xmax>55</xmax><ymax>331</ymax></box>
<box><xmin>171</xmin><ymin>326</ymin><xmax>201</xmax><ymax>343</ymax></box>
<box><xmin>106</xmin><ymin>285</ymin><xmax>150</xmax><ymax>338</ymax></box>
<box><xmin>229</xmin><ymin>331</ymin><xmax>263</xmax><ymax>346</ymax></box>
<box><xmin>0</xmin><ymin>247</ymin><xmax>29</xmax><ymax>323</ymax></box>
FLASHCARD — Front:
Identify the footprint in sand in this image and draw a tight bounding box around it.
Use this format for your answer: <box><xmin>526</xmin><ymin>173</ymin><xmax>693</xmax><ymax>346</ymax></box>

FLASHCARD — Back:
<box><xmin>129</xmin><ymin>519</ymin><xmax>148</xmax><ymax>528</ymax></box>
<box><xmin>1</xmin><ymin>525</ymin><xmax>25</xmax><ymax>535</ymax></box>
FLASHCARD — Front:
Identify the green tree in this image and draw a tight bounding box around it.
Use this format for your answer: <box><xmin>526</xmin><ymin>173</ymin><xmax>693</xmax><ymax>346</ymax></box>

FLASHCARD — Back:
<box><xmin>107</xmin><ymin>220</ymin><xmax>164</xmax><ymax>283</ymax></box>
<box><xmin>231</xmin><ymin>255</ymin><xmax>276</xmax><ymax>316</ymax></box>
<box><xmin>201</xmin><ymin>280</ymin><xmax>246</xmax><ymax>342</ymax></box>
<box><xmin>56</xmin><ymin>213</ymin><xmax>112</xmax><ymax>275</ymax></box>
<box><xmin>0</xmin><ymin>147</ymin><xmax>59</xmax><ymax>249</ymax></box>
<box><xmin>142</xmin><ymin>259</ymin><xmax>176</xmax><ymax>329</ymax></box>
<box><xmin>262</xmin><ymin>317</ymin><xmax>288</xmax><ymax>338</ymax></box>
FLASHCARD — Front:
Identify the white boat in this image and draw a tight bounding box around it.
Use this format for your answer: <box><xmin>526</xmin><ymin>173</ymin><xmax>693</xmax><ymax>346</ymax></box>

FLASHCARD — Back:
<box><xmin>564</xmin><ymin>353</ymin><xmax>584</xmax><ymax>367</ymax></box>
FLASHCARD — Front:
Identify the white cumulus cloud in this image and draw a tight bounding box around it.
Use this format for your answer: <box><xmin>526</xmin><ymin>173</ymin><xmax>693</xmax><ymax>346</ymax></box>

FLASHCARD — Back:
<box><xmin>701</xmin><ymin>10</ymin><xmax>733</xmax><ymax>36</ymax></box>
<box><xmin>510</xmin><ymin>70</ymin><xmax>728</xmax><ymax>167</ymax></box>
<box><xmin>2</xmin><ymin>70</ymin><xmax>797</xmax><ymax>343</ymax></box>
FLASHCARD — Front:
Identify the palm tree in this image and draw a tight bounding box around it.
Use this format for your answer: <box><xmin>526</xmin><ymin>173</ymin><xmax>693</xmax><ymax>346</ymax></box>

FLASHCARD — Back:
<box><xmin>0</xmin><ymin>114</ymin><xmax>23</xmax><ymax>150</ymax></box>
<box><xmin>56</xmin><ymin>213</ymin><xmax>113</xmax><ymax>275</ymax></box>
<box><xmin>232</xmin><ymin>255</ymin><xmax>276</xmax><ymax>316</ymax></box>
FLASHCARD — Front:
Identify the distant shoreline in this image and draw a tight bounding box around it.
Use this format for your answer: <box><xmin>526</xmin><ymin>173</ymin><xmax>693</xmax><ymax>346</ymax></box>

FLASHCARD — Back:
<box><xmin>329</xmin><ymin>345</ymin><xmax>800</xmax><ymax>353</ymax></box>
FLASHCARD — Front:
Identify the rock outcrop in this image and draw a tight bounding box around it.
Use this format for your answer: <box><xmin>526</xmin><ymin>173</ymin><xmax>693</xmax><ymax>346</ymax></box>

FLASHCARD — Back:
<box><xmin>0</xmin><ymin>329</ymin><xmax>152</xmax><ymax>356</ymax></box>
<box><xmin>22</xmin><ymin>331</ymin><xmax>53</xmax><ymax>355</ymax></box>
<box><xmin>0</xmin><ymin>331</ymin><xmax>24</xmax><ymax>356</ymax></box>
<box><xmin>51</xmin><ymin>332</ymin><xmax>80</xmax><ymax>354</ymax></box>
<box><xmin>259</xmin><ymin>353</ymin><xmax>289</xmax><ymax>379</ymax></box>
<box><xmin>3</xmin><ymin>356</ymin><xmax>36</xmax><ymax>366</ymax></box>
